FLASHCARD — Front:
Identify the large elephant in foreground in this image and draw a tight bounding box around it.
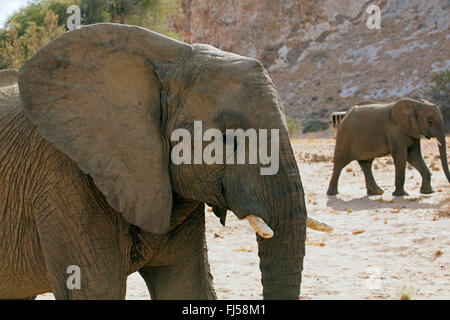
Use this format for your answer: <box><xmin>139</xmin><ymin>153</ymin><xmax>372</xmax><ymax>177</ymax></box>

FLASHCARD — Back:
<box><xmin>0</xmin><ymin>24</ymin><xmax>330</xmax><ymax>300</ymax></box>
<box><xmin>327</xmin><ymin>98</ymin><xmax>450</xmax><ymax>197</ymax></box>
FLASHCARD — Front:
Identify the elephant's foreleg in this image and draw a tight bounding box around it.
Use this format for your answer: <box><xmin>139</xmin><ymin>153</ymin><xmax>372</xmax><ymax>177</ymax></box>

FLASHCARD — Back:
<box><xmin>34</xmin><ymin>169</ymin><xmax>130</xmax><ymax>299</ymax></box>
<box><xmin>407</xmin><ymin>141</ymin><xmax>433</xmax><ymax>194</ymax></box>
<box><xmin>139</xmin><ymin>206</ymin><xmax>217</xmax><ymax>300</ymax></box>
<box><xmin>327</xmin><ymin>158</ymin><xmax>351</xmax><ymax>195</ymax></box>
<box><xmin>358</xmin><ymin>160</ymin><xmax>383</xmax><ymax>195</ymax></box>
<box><xmin>392</xmin><ymin>148</ymin><xmax>409</xmax><ymax>196</ymax></box>
<box><xmin>0</xmin><ymin>296</ymin><xmax>36</xmax><ymax>300</ymax></box>
<box><xmin>35</xmin><ymin>205</ymin><xmax>128</xmax><ymax>299</ymax></box>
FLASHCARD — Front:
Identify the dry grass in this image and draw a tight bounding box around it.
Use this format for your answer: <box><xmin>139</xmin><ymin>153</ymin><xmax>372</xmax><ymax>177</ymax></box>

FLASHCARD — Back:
<box><xmin>397</xmin><ymin>286</ymin><xmax>414</xmax><ymax>300</ymax></box>
<box><xmin>433</xmin><ymin>250</ymin><xmax>444</xmax><ymax>260</ymax></box>
<box><xmin>377</xmin><ymin>198</ymin><xmax>395</xmax><ymax>203</ymax></box>
<box><xmin>436</xmin><ymin>198</ymin><xmax>450</xmax><ymax>218</ymax></box>
<box><xmin>391</xmin><ymin>205</ymin><xmax>406</xmax><ymax>213</ymax></box>
<box><xmin>400</xmin><ymin>292</ymin><xmax>411</xmax><ymax>300</ymax></box>
<box><xmin>297</xmin><ymin>152</ymin><xmax>333</xmax><ymax>163</ymax></box>
<box><xmin>352</xmin><ymin>229</ymin><xmax>365</xmax><ymax>235</ymax></box>
<box><xmin>430</xmin><ymin>161</ymin><xmax>440</xmax><ymax>172</ymax></box>
<box><xmin>306</xmin><ymin>240</ymin><xmax>326</xmax><ymax>246</ymax></box>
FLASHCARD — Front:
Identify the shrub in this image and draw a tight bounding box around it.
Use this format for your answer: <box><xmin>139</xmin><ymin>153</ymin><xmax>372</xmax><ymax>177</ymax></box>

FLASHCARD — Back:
<box><xmin>286</xmin><ymin>116</ymin><xmax>301</xmax><ymax>136</ymax></box>
<box><xmin>0</xmin><ymin>11</ymin><xmax>65</xmax><ymax>69</ymax></box>
<box><xmin>302</xmin><ymin>119</ymin><xmax>329</xmax><ymax>133</ymax></box>
<box><xmin>425</xmin><ymin>70</ymin><xmax>449</xmax><ymax>132</ymax></box>
<box><xmin>0</xmin><ymin>0</ymin><xmax>182</xmax><ymax>70</ymax></box>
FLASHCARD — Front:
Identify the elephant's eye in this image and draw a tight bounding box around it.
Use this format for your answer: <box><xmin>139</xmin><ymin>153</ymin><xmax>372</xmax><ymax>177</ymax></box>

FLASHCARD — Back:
<box><xmin>427</xmin><ymin>119</ymin><xmax>432</xmax><ymax>126</ymax></box>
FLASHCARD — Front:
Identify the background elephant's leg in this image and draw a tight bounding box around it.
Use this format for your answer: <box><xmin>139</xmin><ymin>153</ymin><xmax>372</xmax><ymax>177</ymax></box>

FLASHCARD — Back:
<box><xmin>407</xmin><ymin>141</ymin><xmax>433</xmax><ymax>194</ymax></box>
<box><xmin>327</xmin><ymin>158</ymin><xmax>351</xmax><ymax>195</ymax></box>
<box><xmin>358</xmin><ymin>160</ymin><xmax>383</xmax><ymax>195</ymax></box>
<box><xmin>392</xmin><ymin>149</ymin><xmax>409</xmax><ymax>196</ymax></box>
<box><xmin>139</xmin><ymin>207</ymin><xmax>216</xmax><ymax>300</ymax></box>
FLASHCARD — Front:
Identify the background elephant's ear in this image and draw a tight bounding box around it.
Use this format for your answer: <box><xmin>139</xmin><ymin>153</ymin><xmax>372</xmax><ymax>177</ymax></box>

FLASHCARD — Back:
<box><xmin>18</xmin><ymin>24</ymin><xmax>191</xmax><ymax>234</ymax></box>
<box><xmin>390</xmin><ymin>99</ymin><xmax>421</xmax><ymax>138</ymax></box>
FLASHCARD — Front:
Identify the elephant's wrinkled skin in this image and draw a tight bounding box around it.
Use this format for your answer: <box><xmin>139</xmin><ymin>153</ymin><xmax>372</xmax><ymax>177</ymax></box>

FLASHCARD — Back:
<box><xmin>0</xmin><ymin>24</ymin><xmax>315</xmax><ymax>299</ymax></box>
<box><xmin>327</xmin><ymin>98</ymin><xmax>450</xmax><ymax>197</ymax></box>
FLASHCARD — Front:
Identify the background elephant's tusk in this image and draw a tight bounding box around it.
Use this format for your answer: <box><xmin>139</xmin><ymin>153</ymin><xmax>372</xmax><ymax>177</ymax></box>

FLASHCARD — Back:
<box><xmin>246</xmin><ymin>215</ymin><xmax>274</xmax><ymax>239</ymax></box>
<box><xmin>307</xmin><ymin>216</ymin><xmax>333</xmax><ymax>232</ymax></box>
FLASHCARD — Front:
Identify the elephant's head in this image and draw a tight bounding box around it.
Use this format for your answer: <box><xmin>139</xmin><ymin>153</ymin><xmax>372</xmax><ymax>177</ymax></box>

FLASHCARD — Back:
<box><xmin>391</xmin><ymin>98</ymin><xmax>450</xmax><ymax>183</ymax></box>
<box><xmin>18</xmin><ymin>23</ymin><xmax>329</xmax><ymax>299</ymax></box>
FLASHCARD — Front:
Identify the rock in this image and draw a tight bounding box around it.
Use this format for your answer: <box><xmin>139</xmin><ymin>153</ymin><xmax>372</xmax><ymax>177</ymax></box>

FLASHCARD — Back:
<box><xmin>175</xmin><ymin>0</ymin><xmax>449</xmax><ymax>130</ymax></box>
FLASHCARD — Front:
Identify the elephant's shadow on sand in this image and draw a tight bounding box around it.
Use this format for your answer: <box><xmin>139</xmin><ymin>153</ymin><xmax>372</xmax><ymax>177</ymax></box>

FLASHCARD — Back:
<box><xmin>326</xmin><ymin>195</ymin><xmax>434</xmax><ymax>212</ymax></box>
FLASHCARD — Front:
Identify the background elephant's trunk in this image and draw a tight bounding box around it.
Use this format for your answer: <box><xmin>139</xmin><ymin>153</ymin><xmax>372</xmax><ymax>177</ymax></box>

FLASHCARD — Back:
<box><xmin>437</xmin><ymin>133</ymin><xmax>450</xmax><ymax>183</ymax></box>
<box><xmin>257</xmin><ymin>134</ymin><xmax>307</xmax><ymax>300</ymax></box>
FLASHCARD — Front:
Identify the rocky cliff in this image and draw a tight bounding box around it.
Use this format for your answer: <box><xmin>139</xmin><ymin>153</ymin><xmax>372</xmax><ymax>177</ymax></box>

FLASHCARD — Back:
<box><xmin>176</xmin><ymin>0</ymin><xmax>449</xmax><ymax>133</ymax></box>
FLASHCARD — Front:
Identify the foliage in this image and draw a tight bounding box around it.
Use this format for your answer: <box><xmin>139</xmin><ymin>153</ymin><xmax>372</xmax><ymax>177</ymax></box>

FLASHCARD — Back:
<box><xmin>425</xmin><ymin>70</ymin><xmax>450</xmax><ymax>131</ymax></box>
<box><xmin>77</xmin><ymin>0</ymin><xmax>182</xmax><ymax>38</ymax></box>
<box><xmin>0</xmin><ymin>11</ymin><xmax>65</xmax><ymax>69</ymax></box>
<box><xmin>286</xmin><ymin>116</ymin><xmax>301</xmax><ymax>136</ymax></box>
<box><xmin>5</xmin><ymin>0</ymin><xmax>76</xmax><ymax>36</ymax></box>
<box><xmin>302</xmin><ymin>119</ymin><xmax>329</xmax><ymax>134</ymax></box>
<box><xmin>0</xmin><ymin>31</ymin><xmax>7</xmax><ymax>70</ymax></box>
<box><xmin>99</xmin><ymin>0</ymin><xmax>182</xmax><ymax>38</ymax></box>
<box><xmin>0</xmin><ymin>0</ymin><xmax>182</xmax><ymax>70</ymax></box>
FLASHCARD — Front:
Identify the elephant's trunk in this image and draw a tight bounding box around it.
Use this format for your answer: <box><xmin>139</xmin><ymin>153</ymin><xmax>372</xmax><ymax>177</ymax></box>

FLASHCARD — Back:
<box><xmin>257</xmin><ymin>214</ymin><xmax>306</xmax><ymax>299</ymax></box>
<box><xmin>256</xmin><ymin>134</ymin><xmax>307</xmax><ymax>300</ymax></box>
<box><xmin>437</xmin><ymin>134</ymin><xmax>450</xmax><ymax>183</ymax></box>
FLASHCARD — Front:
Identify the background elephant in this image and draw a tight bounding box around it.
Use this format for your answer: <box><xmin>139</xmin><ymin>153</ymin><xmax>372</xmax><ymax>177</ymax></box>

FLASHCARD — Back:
<box><xmin>327</xmin><ymin>98</ymin><xmax>450</xmax><ymax>197</ymax></box>
<box><xmin>0</xmin><ymin>23</ymin><xmax>329</xmax><ymax>300</ymax></box>
<box><xmin>0</xmin><ymin>69</ymin><xmax>19</xmax><ymax>87</ymax></box>
<box><xmin>0</xmin><ymin>69</ymin><xmax>19</xmax><ymax>106</ymax></box>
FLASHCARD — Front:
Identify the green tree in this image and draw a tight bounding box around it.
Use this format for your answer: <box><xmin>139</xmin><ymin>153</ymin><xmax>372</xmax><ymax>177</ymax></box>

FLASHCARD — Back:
<box><xmin>426</xmin><ymin>70</ymin><xmax>450</xmax><ymax>132</ymax></box>
<box><xmin>286</xmin><ymin>116</ymin><xmax>301</xmax><ymax>136</ymax></box>
<box><xmin>78</xmin><ymin>0</ymin><xmax>110</xmax><ymax>24</ymax></box>
<box><xmin>77</xmin><ymin>0</ymin><xmax>181</xmax><ymax>37</ymax></box>
<box><xmin>0</xmin><ymin>11</ymin><xmax>65</xmax><ymax>69</ymax></box>
<box><xmin>5</xmin><ymin>0</ymin><xmax>76</xmax><ymax>35</ymax></box>
<box><xmin>0</xmin><ymin>0</ymin><xmax>181</xmax><ymax>70</ymax></box>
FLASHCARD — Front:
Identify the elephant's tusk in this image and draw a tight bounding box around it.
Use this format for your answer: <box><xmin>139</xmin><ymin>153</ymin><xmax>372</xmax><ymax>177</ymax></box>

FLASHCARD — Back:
<box><xmin>246</xmin><ymin>215</ymin><xmax>274</xmax><ymax>239</ymax></box>
<box><xmin>307</xmin><ymin>216</ymin><xmax>333</xmax><ymax>233</ymax></box>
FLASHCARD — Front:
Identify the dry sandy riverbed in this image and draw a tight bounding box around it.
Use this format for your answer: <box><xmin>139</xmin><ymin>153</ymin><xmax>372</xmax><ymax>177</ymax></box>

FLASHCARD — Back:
<box><xmin>37</xmin><ymin>137</ymin><xmax>449</xmax><ymax>300</ymax></box>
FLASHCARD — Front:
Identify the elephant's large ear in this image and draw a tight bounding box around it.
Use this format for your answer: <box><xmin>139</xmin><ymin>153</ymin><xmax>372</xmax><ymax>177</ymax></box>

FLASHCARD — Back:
<box><xmin>19</xmin><ymin>24</ymin><xmax>192</xmax><ymax>234</ymax></box>
<box><xmin>390</xmin><ymin>99</ymin><xmax>421</xmax><ymax>139</ymax></box>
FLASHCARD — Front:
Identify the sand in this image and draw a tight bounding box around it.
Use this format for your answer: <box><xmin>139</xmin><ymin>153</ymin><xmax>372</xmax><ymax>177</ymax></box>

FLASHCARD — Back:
<box><xmin>37</xmin><ymin>137</ymin><xmax>449</xmax><ymax>300</ymax></box>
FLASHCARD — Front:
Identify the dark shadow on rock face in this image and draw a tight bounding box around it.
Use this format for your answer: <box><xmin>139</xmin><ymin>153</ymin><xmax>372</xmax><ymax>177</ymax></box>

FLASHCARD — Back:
<box><xmin>326</xmin><ymin>195</ymin><xmax>434</xmax><ymax>212</ymax></box>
